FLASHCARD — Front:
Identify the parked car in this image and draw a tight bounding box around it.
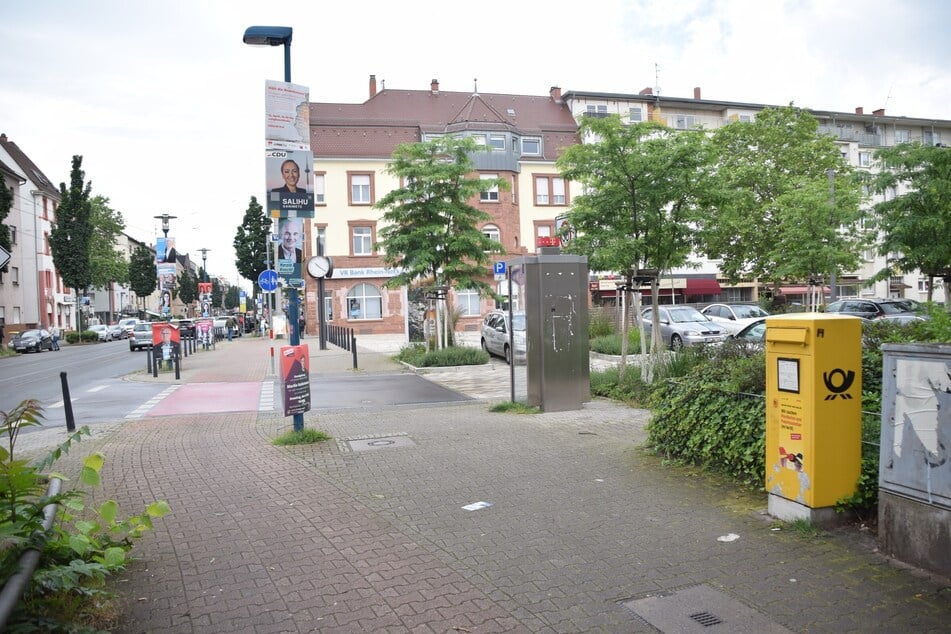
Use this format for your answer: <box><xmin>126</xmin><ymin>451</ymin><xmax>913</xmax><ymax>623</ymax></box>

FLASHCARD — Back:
<box><xmin>480</xmin><ymin>310</ymin><xmax>526</xmax><ymax>364</ymax></box>
<box><xmin>641</xmin><ymin>306</ymin><xmax>728</xmax><ymax>350</ymax></box>
<box><xmin>118</xmin><ymin>317</ymin><xmax>139</xmax><ymax>338</ymax></box>
<box><xmin>89</xmin><ymin>324</ymin><xmax>113</xmax><ymax>341</ymax></box>
<box><xmin>172</xmin><ymin>319</ymin><xmax>196</xmax><ymax>338</ymax></box>
<box><xmin>700</xmin><ymin>303</ymin><xmax>770</xmax><ymax>334</ymax></box>
<box><xmin>824</xmin><ymin>298</ymin><xmax>918</xmax><ymax>320</ymax></box>
<box><xmin>129</xmin><ymin>321</ymin><xmax>154</xmax><ymax>351</ymax></box>
<box><xmin>729</xmin><ymin>317</ymin><xmax>768</xmax><ymax>346</ymax></box>
<box><xmin>107</xmin><ymin>323</ymin><xmax>126</xmax><ymax>340</ymax></box>
<box><xmin>11</xmin><ymin>329</ymin><xmax>54</xmax><ymax>353</ymax></box>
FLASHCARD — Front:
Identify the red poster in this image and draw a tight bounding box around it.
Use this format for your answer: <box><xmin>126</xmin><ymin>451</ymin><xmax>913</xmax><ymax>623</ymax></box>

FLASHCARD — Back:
<box><xmin>280</xmin><ymin>344</ymin><xmax>311</xmax><ymax>416</ymax></box>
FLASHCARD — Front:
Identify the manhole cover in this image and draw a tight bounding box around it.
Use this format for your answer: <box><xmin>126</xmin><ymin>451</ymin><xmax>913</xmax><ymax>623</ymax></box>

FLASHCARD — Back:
<box><xmin>346</xmin><ymin>435</ymin><xmax>415</xmax><ymax>452</ymax></box>
<box><xmin>624</xmin><ymin>585</ymin><xmax>792</xmax><ymax>633</ymax></box>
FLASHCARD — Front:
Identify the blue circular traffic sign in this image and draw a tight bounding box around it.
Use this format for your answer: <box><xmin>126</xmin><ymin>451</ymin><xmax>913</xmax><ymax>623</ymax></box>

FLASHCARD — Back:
<box><xmin>258</xmin><ymin>269</ymin><xmax>278</xmax><ymax>292</ymax></box>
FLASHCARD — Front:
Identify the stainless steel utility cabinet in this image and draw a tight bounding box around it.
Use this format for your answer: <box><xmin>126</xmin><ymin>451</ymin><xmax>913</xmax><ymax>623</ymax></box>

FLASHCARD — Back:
<box><xmin>509</xmin><ymin>253</ymin><xmax>590</xmax><ymax>412</ymax></box>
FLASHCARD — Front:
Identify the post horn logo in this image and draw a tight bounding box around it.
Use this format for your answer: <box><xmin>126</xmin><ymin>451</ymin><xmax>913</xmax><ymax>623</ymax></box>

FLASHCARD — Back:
<box><xmin>823</xmin><ymin>369</ymin><xmax>855</xmax><ymax>400</ymax></box>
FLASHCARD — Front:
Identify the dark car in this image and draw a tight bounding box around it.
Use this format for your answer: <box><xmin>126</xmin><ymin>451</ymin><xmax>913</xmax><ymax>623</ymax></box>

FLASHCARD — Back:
<box><xmin>11</xmin><ymin>329</ymin><xmax>54</xmax><ymax>353</ymax></box>
<box><xmin>172</xmin><ymin>319</ymin><xmax>196</xmax><ymax>338</ymax></box>
<box><xmin>824</xmin><ymin>298</ymin><xmax>918</xmax><ymax>320</ymax></box>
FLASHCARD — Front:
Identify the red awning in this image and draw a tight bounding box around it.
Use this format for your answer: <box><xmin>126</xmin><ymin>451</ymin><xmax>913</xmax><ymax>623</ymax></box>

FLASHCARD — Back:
<box><xmin>683</xmin><ymin>278</ymin><xmax>721</xmax><ymax>296</ymax></box>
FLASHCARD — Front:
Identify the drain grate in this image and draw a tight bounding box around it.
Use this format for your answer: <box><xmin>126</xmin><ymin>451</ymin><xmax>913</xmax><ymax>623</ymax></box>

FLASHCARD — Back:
<box><xmin>689</xmin><ymin>611</ymin><xmax>723</xmax><ymax>627</ymax></box>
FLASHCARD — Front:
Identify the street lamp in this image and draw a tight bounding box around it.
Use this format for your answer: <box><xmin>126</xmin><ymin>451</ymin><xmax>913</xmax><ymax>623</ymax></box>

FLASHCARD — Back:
<box><xmin>245</xmin><ymin>25</ymin><xmax>305</xmax><ymax>432</ymax></box>
<box><xmin>198</xmin><ymin>248</ymin><xmax>211</xmax><ymax>282</ymax></box>
<box><xmin>153</xmin><ymin>214</ymin><xmax>177</xmax><ymax>238</ymax></box>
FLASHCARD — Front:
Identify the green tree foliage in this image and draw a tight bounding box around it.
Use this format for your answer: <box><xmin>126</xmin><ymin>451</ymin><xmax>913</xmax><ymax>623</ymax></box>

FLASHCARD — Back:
<box><xmin>224</xmin><ymin>285</ymin><xmax>240</xmax><ymax>310</ymax></box>
<box><xmin>375</xmin><ymin>136</ymin><xmax>504</xmax><ymax>296</ymax></box>
<box><xmin>177</xmin><ymin>268</ymin><xmax>197</xmax><ymax>308</ymax></box>
<box><xmin>0</xmin><ymin>181</ymin><xmax>12</xmax><ymax>273</ymax></box>
<box><xmin>50</xmin><ymin>156</ymin><xmax>94</xmax><ymax>313</ymax></box>
<box><xmin>233</xmin><ymin>196</ymin><xmax>271</xmax><ymax>287</ymax></box>
<box><xmin>88</xmin><ymin>195</ymin><xmax>128</xmax><ymax>288</ymax></box>
<box><xmin>128</xmin><ymin>245</ymin><xmax>157</xmax><ymax>310</ymax></box>
<box><xmin>700</xmin><ymin>106</ymin><xmax>865</xmax><ymax>289</ymax></box>
<box><xmin>212</xmin><ymin>279</ymin><xmax>223</xmax><ymax>308</ymax></box>
<box><xmin>871</xmin><ymin>142</ymin><xmax>951</xmax><ymax>303</ymax></box>
<box><xmin>557</xmin><ymin>117</ymin><xmax>712</xmax><ymax>358</ymax></box>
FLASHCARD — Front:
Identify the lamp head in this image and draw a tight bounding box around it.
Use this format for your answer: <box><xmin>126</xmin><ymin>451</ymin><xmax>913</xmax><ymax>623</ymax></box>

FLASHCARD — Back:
<box><xmin>243</xmin><ymin>26</ymin><xmax>292</xmax><ymax>47</ymax></box>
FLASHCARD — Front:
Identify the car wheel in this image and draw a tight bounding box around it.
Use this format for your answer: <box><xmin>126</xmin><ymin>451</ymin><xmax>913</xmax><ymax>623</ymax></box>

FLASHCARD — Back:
<box><xmin>670</xmin><ymin>334</ymin><xmax>684</xmax><ymax>351</ymax></box>
<box><xmin>481</xmin><ymin>338</ymin><xmax>490</xmax><ymax>356</ymax></box>
<box><xmin>504</xmin><ymin>344</ymin><xmax>511</xmax><ymax>364</ymax></box>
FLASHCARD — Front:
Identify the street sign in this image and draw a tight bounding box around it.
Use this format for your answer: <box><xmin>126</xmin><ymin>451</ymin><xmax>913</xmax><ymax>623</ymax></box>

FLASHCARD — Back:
<box><xmin>493</xmin><ymin>261</ymin><xmax>506</xmax><ymax>275</ymax></box>
<box><xmin>258</xmin><ymin>269</ymin><xmax>279</xmax><ymax>292</ymax></box>
<box><xmin>0</xmin><ymin>245</ymin><xmax>9</xmax><ymax>270</ymax></box>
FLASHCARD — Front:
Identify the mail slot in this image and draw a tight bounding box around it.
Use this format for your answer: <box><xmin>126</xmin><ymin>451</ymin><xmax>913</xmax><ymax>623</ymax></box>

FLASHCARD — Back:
<box><xmin>764</xmin><ymin>313</ymin><xmax>862</xmax><ymax>524</ymax></box>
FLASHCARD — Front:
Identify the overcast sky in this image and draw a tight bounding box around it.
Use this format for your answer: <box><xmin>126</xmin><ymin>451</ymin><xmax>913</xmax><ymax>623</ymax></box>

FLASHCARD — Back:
<box><xmin>2</xmin><ymin>0</ymin><xmax>949</xmax><ymax>286</ymax></box>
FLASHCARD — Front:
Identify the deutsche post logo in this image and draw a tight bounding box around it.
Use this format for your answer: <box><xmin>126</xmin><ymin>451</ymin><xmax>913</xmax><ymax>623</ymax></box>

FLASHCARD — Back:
<box><xmin>823</xmin><ymin>369</ymin><xmax>855</xmax><ymax>400</ymax></box>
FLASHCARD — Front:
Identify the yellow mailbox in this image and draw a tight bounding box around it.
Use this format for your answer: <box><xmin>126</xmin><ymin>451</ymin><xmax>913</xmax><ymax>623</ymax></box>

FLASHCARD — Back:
<box><xmin>764</xmin><ymin>313</ymin><xmax>862</xmax><ymax>523</ymax></box>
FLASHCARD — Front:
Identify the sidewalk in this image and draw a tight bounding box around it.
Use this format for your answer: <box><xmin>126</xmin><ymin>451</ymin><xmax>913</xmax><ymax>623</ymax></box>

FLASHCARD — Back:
<box><xmin>20</xmin><ymin>336</ymin><xmax>951</xmax><ymax>632</ymax></box>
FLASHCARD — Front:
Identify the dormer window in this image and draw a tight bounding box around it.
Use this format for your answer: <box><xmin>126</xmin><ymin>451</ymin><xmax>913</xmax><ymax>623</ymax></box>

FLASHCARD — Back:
<box><xmin>521</xmin><ymin>137</ymin><xmax>541</xmax><ymax>156</ymax></box>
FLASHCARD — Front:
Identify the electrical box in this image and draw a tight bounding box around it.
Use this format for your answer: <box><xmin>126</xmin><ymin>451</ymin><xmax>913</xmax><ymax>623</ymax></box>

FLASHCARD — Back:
<box><xmin>764</xmin><ymin>313</ymin><xmax>862</xmax><ymax>522</ymax></box>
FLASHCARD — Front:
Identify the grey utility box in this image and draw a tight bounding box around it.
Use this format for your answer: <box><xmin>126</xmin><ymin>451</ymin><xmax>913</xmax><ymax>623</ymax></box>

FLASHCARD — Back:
<box><xmin>508</xmin><ymin>252</ymin><xmax>590</xmax><ymax>412</ymax></box>
<box><xmin>878</xmin><ymin>343</ymin><xmax>951</xmax><ymax>577</ymax></box>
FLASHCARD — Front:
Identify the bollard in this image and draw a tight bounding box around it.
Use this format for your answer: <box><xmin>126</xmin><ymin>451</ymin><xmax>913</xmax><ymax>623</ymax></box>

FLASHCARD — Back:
<box><xmin>351</xmin><ymin>333</ymin><xmax>358</xmax><ymax>369</ymax></box>
<box><xmin>59</xmin><ymin>372</ymin><xmax>76</xmax><ymax>432</ymax></box>
<box><xmin>174</xmin><ymin>355</ymin><xmax>180</xmax><ymax>380</ymax></box>
<box><xmin>152</xmin><ymin>350</ymin><xmax>158</xmax><ymax>378</ymax></box>
<box><xmin>146</xmin><ymin>347</ymin><xmax>153</xmax><ymax>374</ymax></box>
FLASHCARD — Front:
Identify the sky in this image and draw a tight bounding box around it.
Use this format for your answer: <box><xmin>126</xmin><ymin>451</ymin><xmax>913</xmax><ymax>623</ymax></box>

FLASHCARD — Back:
<box><xmin>1</xmin><ymin>0</ymin><xmax>949</xmax><ymax>288</ymax></box>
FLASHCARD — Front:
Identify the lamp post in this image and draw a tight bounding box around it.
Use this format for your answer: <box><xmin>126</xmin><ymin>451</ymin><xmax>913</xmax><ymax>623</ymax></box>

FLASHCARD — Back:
<box><xmin>244</xmin><ymin>25</ymin><xmax>305</xmax><ymax>432</ymax></box>
<box><xmin>153</xmin><ymin>214</ymin><xmax>177</xmax><ymax>238</ymax></box>
<box><xmin>198</xmin><ymin>248</ymin><xmax>211</xmax><ymax>282</ymax></box>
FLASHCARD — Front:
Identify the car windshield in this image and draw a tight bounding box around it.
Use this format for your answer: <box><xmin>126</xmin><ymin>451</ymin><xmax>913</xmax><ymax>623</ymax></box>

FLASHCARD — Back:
<box><xmin>667</xmin><ymin>307</ymin><xmax>709</xmax><ymax>323</ymax></box>
<box><xmin>733</xmin><ymin>305</ymin><xmax>768</xmax><ymax>318</ymax></box>
<box><xmin>21</xmin><ymin>330</ymin><xmax>41</xmax><ymax>337</ymax></box>
<box><xmin>879</xmin><ymin>302</ymin><xmax>907</xmax><ymax>315</ymax></box>
<box><xmin>511</xmin><ymin>314</ymin><xmax>526</xmax><ymax>331</ymax></box>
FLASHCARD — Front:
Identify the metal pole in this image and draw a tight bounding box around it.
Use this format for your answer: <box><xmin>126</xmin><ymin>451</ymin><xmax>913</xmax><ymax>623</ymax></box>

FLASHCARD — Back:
<box><xmin>827</xmin><ymin>168</ymin><xmax>838</xmax><ymax>302</ymax></box>
<box><xmin>59</xmin><ymin>371</ymin><xmax>76</xmax><ymax>432</ymax></box>
<box><xmin>317</xmin><ymin>238</ymin><xmax>327</xmax><ymax>350</ymax></box>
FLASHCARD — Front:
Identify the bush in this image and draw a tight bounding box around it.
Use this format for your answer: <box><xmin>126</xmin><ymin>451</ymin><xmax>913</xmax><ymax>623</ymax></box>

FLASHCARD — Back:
<box><xmin>394</xmin><ymin>344</ymin><xmax>489</xmax><ymax>367</ymax></box>
<box><xmin>589</xmin><ymin>312</ymin><xmax>614</xmax><ymax>338</ymax></box>
<box><xmin>589</xmin><ymin>328</ymin><xmax>642</xmax><ymax>355</ymax></box>
<box><xmin>65</xmin><ymin>331</ymin><xmax>82</xmax><ymax>344</ymax></box>
<box><xmin>79</xmin><ymin>330</ymin><xmax>99</xmax><ymax>342</ymax></box>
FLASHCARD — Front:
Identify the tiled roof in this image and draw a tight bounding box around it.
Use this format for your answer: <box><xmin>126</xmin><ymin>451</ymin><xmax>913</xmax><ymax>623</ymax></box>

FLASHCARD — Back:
<box><xmin>311</xmin><ymin>88</ymin><xmax>579</xmax><ymax>160</ymax></box>
<box><xmin>0</xmin><ymin>133</ymin><xmax>59</xmax><ymax>197</ymax></box>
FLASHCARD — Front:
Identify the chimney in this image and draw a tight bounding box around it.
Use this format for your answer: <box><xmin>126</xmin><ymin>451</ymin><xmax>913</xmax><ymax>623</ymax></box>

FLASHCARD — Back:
<box><xmin>369</xmin><ymin>74</ymin><xmax>377</xmax><ymax>98</ymax></box>
<box><xmin>855</xmin><ymin>106</ymin><xmax>863</xmax><ymax>115</ymax></box>
<box><xmin>873</xmin><ymin>108</ymin><xmax>885</xmax><ymax>116</ymax></box>
<box><xmin>549</xmin><ymin>86</ymin><xmax>562</xmax><ymax>102</ymax></box>
<box><xmin>693</xmin><ymin>87</ymin><xmax>702</xmax><ymax>100</ymax></box>
<box><xmin>639</xmin><ymin>87</ymin><xmax>653</xmax><ymax>96</ymax></box>
<box><xmin>431</xmin><ymin>79</ymin><xmax>439</xmax><ymax>95</ymax></box>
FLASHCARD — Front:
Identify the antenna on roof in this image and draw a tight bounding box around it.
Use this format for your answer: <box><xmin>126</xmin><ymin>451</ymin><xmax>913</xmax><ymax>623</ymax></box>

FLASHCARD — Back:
<box><xmin>883</xmin><ymin>84</ymin><xmax>893</xmax><ymax>110</ymax></box>
<box><xmin>654</xmin><ymin>63</ymin><xmax>661</xmax><ymax>97</ymax></box>
<box><xmin>473</xmin><ymin>78</ymin><xmax>478</xmax><ymax>95</ymax></box>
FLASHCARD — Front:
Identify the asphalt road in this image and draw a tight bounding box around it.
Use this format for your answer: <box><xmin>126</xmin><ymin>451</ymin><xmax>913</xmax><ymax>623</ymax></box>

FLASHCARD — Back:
<box><xmin>0</xmin><ymin>339</ymin><xmax>163</xmax><ymax>431</ymax></box>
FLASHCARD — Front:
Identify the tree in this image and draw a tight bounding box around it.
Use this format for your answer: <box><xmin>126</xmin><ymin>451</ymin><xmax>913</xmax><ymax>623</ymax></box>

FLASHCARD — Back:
<box><xmin>177</xmin><ymin>268</ymin><xmax>197</xmax><ymax>314</ymax></box>
<box><xmin>871</xmin><ymin>142</ymin><xmax>951</xmax><ymax>304</ymax></box>
<box><xmin>233</xmin><ymin>196</ymin><xmax>271</xmax><ymax>286</ymax></box>
<box><xmin>700</xmin><ymin>106</ymin><xmax>865</xmax><ymax>300</ymax></box>
<box><xmin>224</xmin><ymin>285</ymin><xmax>240</xmax><ymax>310</ymax></box>
<box><xmin>557</xmin><ymin>117</ymin><xmax>712</xmax><ymax>363</ymax></box>
<box><xmin>375</xmin><ymin>136</ymin><xmax>504</xmax><ymax>348</ymax></box>
<box><xmin>0</xmin><ymin>181</ymin><xmax>12</xmax><ymax>273</ymax></box>
<box><xmin>50</xmin><ymin>156</ymin><xmax>93</xmax><ymax>331</ymax></box>
<box><xmin>128</xmin><ymin>245</ymin><xmax>157</xmax><ymax>312</ymax></box>
<box><xmin>88</xmin><ymin>195</ymin><xmax>128</xmax><ymax>289</ymax></box>
<box><xmin>212</xmin><ymin>279</ymin><xmax>223</xmax><ymax>309</ymax></box>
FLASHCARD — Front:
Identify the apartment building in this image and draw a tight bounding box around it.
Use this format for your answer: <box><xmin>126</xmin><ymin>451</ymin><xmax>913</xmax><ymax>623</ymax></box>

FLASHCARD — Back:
<box><xmin>561</xmin><ymin>87</ymin><xmax>950</xmax><ymax>306</ymax></box>
<box><xmin>304</xmin><ymin>77</ymin><xmax>579</xmax><ymax>337</ymax></box>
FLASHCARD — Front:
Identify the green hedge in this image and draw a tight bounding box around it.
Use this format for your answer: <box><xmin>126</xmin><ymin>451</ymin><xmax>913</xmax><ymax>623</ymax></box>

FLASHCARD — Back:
<box><xmin>395</xmin><ymin>343</ymin><xmax>489</xmax><ymax>367</ymax></box>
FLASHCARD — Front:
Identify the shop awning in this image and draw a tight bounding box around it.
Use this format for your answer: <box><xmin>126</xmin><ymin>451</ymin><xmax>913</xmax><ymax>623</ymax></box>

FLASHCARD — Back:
<box><xmin>684</xmin><ymin>278</ymin><xmax>722</xmax><ymax>296</ymax></box>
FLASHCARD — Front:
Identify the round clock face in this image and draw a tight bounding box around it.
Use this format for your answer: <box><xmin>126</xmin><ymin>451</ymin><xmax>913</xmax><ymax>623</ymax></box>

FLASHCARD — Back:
<box><xmin>306</xmin><ymin>255</ymin><xmax>333</xmax><ymax>279</ymax></box>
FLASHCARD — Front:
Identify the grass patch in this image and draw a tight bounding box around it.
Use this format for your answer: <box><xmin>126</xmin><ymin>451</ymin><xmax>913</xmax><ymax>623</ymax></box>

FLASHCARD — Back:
<box><xmin>395</xmin><ymin>343</ymin><xmax>489</xmax><ymax>367</ymax></box>
<box><xmin>788</xmin><ymin>518</ymin><xmax>826</xmax><ymax>539</ymax></box>
<box><xmin>489</xmin><ymin>401</ymin><xmax>541</xmax><ymax>414</ymax></box>
<box><xmin>273</xmin><ymin>428</ymin><xmax>332</xmax><ymax>445</ymax></box>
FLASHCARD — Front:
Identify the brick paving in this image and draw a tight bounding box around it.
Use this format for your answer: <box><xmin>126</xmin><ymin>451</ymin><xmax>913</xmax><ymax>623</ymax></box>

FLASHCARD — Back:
<box><xmin>19</xmin><ymin>335</ymin><xmax>951</xmax><ymax>632</ymax></box>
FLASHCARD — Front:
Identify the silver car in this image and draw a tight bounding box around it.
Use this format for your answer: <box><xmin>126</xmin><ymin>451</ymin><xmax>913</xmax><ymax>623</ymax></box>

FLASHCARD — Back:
<box><xmin>480</xmin><ymin>310</ymin><xmax>526</xmax><ymax>364</ymax></box>
<box><xmin>641</xmin><ymin>306</ymin><xmax>728</xmax><ymax>350</ymax></box>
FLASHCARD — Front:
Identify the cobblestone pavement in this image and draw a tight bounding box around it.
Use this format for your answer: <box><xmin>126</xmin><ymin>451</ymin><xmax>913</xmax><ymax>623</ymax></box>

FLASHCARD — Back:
<box><xmin>17</xmin><ymin>336</ymin><xmax>951</xmax><ymax>632</ymax></box>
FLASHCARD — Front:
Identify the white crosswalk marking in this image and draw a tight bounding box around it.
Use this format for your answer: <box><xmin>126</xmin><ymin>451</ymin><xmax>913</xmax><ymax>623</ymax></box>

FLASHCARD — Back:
<box><xmin>125</xmin><ymin>384</ymin><xmax>182</xmax><ymax>419</ymax></box>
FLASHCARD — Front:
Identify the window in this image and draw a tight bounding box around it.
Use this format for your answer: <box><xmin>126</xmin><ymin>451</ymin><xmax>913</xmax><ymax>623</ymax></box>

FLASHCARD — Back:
<box><xmin>586</xmin><ymin>104</ymin><xmax>608</xmax><ymax>118</ymax></box>
<box><xmin>482</xmin><ymin>223</ymin><xmax>501</xmax><ymax>245</ymax></box>
<box><xmin>314</xmin><ymin>173</ymin><xmax>325</xmax><ymax>204</ymax></box>
<box><xmin>534</xmin><ymin>175</ymin><xmax>568</xmax><ymax>206</ymax></box>
<box><xmin>674</xmin><ymin>115</ymin><xmax>696</xmax><ymax>129</ymax></box>
<box><xmin>11</xmin><ymin>267</ymin><xmax>18</xmax><ymax>285</ymax></box>
<box><xmin>347</xmin><ymin>283</ymin><xmax>382</xmax><ymax>320</ymax></box>
<box><xmin>489</xmin><ymin>135</ymin><xmax>505</xmax><ymax>151</ymax></box>
<box><xmin>918</xmin><ymin>279</ymin><xmax>930</xmax><ymax>292</ymax></box>
<box><xmin>456</xmin><ymin>289</ymin><xmax>480</xmax><ymax>316</ymax></box>
<box><xmin>511</xmin><ymin>175</ymin><xmax>518</xmax><ymax>204</ymax></box>
<box><xmin>352</xmin><ymin>225</ymin><xmax>373</xmax><ymax>256</ymax></box>
<box><xmin>536</xmin><ymin>224</ymin><xmax>552</xmax><ymax>239</ymax></box>
<box><xmin>348</xmin><ymin>172</ymin><xmax>374</xmax><ymax>205</ymax></box>
<box><xmin>479</xmin><ymin>174</ymin><xmax>499</xmax><ymax>202</ymax></box>
<box><xmin>895</xmin><ymin>129</ymin><xmax>910</xmax><ymax>143</ymax></box>
<box><xmin>9</xmin><ymin>226</ymin><xmax>15</xmax><ymax>245</ymax></box>
<box><xmin>471</xmin><ymin>134</ymin><xmax>486</xmax><ymax>147</ymax></box>
<box><xmin>315</xmin><ymin>225</ymin><xmax>326</xmax><ymax>256</ymax></box>
<box><xmin>521</xmin><ymin>138</ymin><xmax>540</xmax><ymax>155</ymax></box>
<box><xmin>629</xmin><ymin>107</ymin><xmax>643</xmax><ymax>122</ymax></box>
<box><xmin>858</xmin><ymin>152</ymin><xmax>871</xmax><ymax>167</ymax></box>
<box><xmin>323</xmin><ymin>290</ymin><xmax>334</xmax><ymax>321</ymax></box>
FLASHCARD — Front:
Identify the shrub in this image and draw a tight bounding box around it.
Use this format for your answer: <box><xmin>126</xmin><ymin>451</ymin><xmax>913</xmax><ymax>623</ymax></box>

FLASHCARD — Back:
<box><xmin>79</xmin><ymin>330</ymin><xmax>99</xmax><ymax>342</ymax></box>
<box><xmin>588</xmin><ymin>311</ymin><xmax>614</xmax><ymax>338</ymax></box>
<box><xmin>395</xmin><ymin>344</ymin><xmax>489</xmax><ymax>367</ymax></box>
<box><xmin>65</xmin><ymin>331</ymin><xmax>82</xmax><ymax>344</ymax></box>
<box><xmin>589</xmin><ymin>328</ymin><xmax>642</xmax><ymax>355</ymax></box>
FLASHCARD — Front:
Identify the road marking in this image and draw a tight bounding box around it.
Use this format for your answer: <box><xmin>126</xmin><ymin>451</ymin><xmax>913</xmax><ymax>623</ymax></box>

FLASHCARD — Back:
<box><xmin>49</xmin><ymin>400</ymin><xmax>65</xmax><ymax>409</ymax></box>
<box><xmin>258</xmin><ymin>380</ymin><xmax>276</xmax><ymax>412</ymax></box>
<box><xmin>125</xmin><ymin>384</ymin><xmax>182</xmax><ymax>419</ymax></box>
<box><xmin>86</xmin><ymin>385</ymin><xmax>108</xmax><ymax>393</ymax></box>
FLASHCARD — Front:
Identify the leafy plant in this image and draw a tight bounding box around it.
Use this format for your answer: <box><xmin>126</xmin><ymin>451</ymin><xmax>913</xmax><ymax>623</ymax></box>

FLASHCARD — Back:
<box><xmin>489</xmin><ymin>402</ymin><xmax>541</xmax><ymax>414</ymax></box>
<box><xmin>273</xmin><ymin>428</ymin><xmax>332</xmax><ymax>446</ymax></box>
<box><xmin>394</xmin><ymin>344</ymin><xmax>489</xmax><ymax>368</ymax></box>
<box><xmin>0</xmin><ymin>399</ymin><xmax>170</xmax><ymax>629</ymax></box>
